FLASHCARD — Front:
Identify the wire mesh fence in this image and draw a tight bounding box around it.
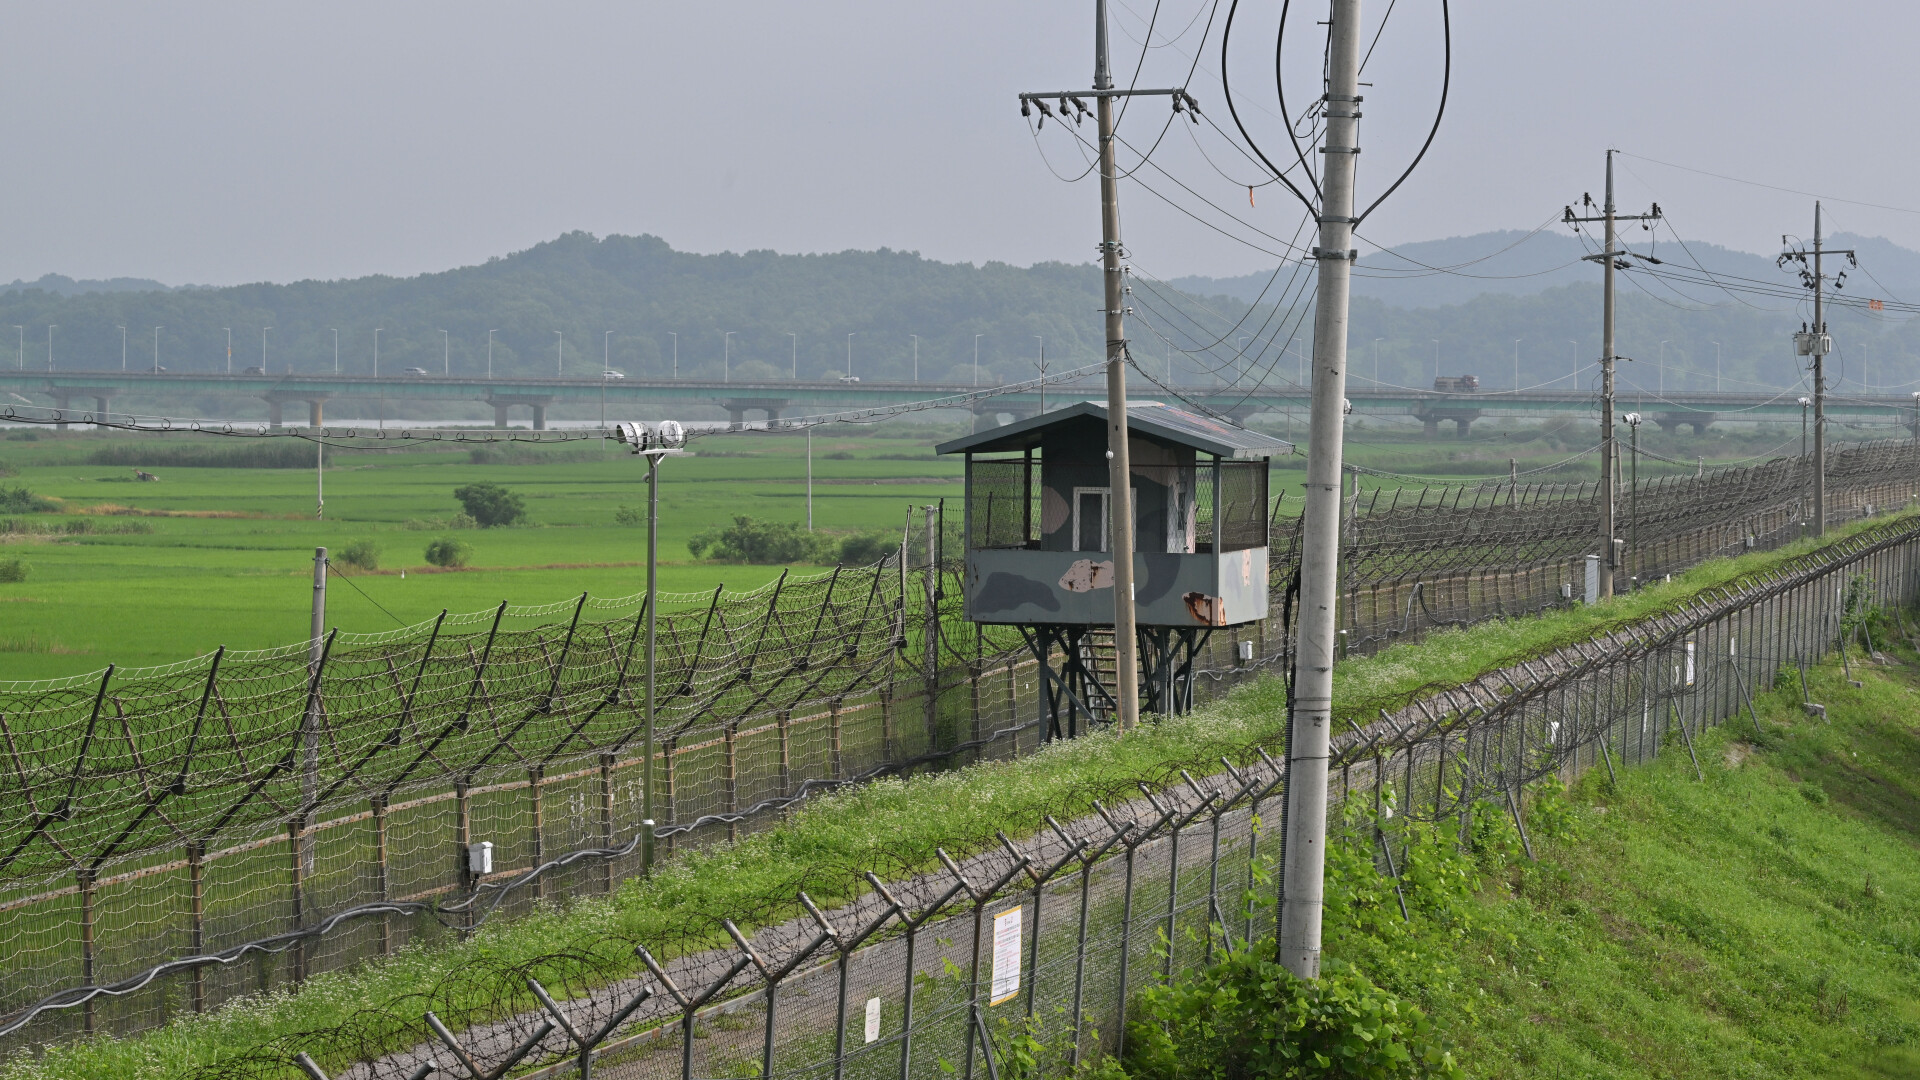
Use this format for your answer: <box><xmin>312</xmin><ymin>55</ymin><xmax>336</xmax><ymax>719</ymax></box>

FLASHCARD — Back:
<box><xmin>3</xmin><ymin>441</ymin><xmax>1919</xmax><ymax>1051</ymax></box>
<box><xmin>206</xmin><ymin>512</ymin><xmax>1920</xmax><ymax>1080</ymax></box>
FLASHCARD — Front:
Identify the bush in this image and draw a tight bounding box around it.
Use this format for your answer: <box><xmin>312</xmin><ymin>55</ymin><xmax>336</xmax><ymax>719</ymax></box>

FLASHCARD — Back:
<box><xmin>453</xmin><ymin>483</ymin><xmax>526</xmax><ymax>527</ymax></box>
<box><xmin>687</xmin><ymin>516</ymin><xmax>895</xmax><ymax>566</ymax></box>
<box><xmin>87</xmin><ymin>443</ymin><xmax>325</xmax><ymax>469</ymax></box>
<box><xmin>836</xmin><ymin>532</ymin><xmax>893</xmax><ymax>566</ymax></box>
<box><xmin>0</xmin><ymin>558</ymin><xmax>26</xmax><ymax>583</ymax></box>
<box><xmin>689</xmin><ymin>516</ymin><xmax>814</xmax><ymax>563</ymax></box>
<box><xmin>0</xmin><ymin>486</ymin><xmax>53</xmax><ymax>513</ymax></box>
<box><xmin>423</xmin><ymin>537</ymin><xmax>472</xmax><ymax>568</ymax></box>
<box><xmin>336</xmin><ymin>540</ymin><xmax>379</xmax><ymax>572</ymax></box>
<box><xmin>613</xmin><ymin>505</ymin><xmax>643</xmax><ymax>527</ymax></box>
<box><xmin>1124</xmin><ymin>948</ymin><xmax>1462</xmax><ymax>1080</ymax></box>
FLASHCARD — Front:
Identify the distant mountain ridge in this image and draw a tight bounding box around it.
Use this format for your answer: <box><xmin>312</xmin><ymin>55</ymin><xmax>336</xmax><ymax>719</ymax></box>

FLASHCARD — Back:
<box><xmin>1171</xmin><ymin>229</ymin><xmax>1920</xmax><ymax>310</ymax></box>
<box><xmin>0</xmin><ymin>273</ymin><xmax>190</xmax><ymax>297</ymax></box>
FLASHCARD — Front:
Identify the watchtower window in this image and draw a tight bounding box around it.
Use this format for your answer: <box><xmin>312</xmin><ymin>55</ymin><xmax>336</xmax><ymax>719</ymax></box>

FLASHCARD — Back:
<box><xmin>1072</xmin><ymin>487</ymin><xmax>1108</xmax><ymax>551</ymax></box>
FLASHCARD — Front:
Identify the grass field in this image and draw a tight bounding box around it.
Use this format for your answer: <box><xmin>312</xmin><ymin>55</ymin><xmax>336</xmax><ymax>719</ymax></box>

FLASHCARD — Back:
<box><xmin>0</xmin><ymin>416</ymin><xmax>1803</xmax><ymax>682</ymax></box>
<box><xmin>0</xmin><ymin>427</ymin><xmax>962</xmax><ymax>679</ymax></box>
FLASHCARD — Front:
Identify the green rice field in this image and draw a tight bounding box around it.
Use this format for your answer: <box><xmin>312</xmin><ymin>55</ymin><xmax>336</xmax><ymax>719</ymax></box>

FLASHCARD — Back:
<box><xmin>0</xmin><ymin>426</ymin><xmax>964</xmax><ymax>680</ymax></box>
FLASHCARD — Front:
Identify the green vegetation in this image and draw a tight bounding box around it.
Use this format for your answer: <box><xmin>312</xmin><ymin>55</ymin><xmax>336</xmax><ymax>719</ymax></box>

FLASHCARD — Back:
<box><xmin>0</xmin><ymin>486</ymin><xmax>52</xmax><ymax>513</ymax></box>
<box><xmin>9</xmin><ymin>521</ymin><xmax>1913</xmax><ymax>1080</ymax></box>
<box><xmin>421</xmin><ymin>537</ymin><xmax>470</xmax><ymax>568</ymax></box>
<box><xmin>0</xmin><ymin>557</ymin><xmax>26</xmax><ymax>583</ymax></box>
<box><xmin>334</xmin><ymin>539</ymin><xmax>379</xmax><ymax>572</ymax></box>
<box><xmin>685</xmin><ymin>513</ymin><xmax>893</xmax><ymax>565</ymax></box>
<box><xmin>451</xmin><ymin>482</ymin><xmax>526</xmax><ymax>527</ymax></box>
<box><xmin>0</xmin><ymin>428</ymin><xmax>961</xmax><ymax>680</ymax></box>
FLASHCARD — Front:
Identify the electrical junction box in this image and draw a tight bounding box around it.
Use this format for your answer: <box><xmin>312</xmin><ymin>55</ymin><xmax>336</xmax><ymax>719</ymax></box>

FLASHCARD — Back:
<box><xmin>1793</xmin><ymin>331</ymin><xmax>1831</xmax><ymax>357</ymax></box>
<box><xmin>467</xmin><ymin>841</ymin><xmax>494</xmax><ymax>876</ymax></box>
<box><xmin>1236</xmin><ymin>640</ymin><xmax>1254</xmax><ymax>664</ymax></box>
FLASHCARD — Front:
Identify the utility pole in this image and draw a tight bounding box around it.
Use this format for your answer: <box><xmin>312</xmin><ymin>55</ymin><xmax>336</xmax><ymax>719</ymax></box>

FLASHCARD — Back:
<box><xmin>1565</xmin><ymin>152</ymin><xmax>1660</xmax><ymax>599</ymax></box>
<box><xmin>303</xmin><ymin>548</ymin><xmax>326</xmax><ymax>876</ymax></box>
<box><xmin>1276</xmin><ymin>0</ymin><xmax>1362</xmax><ymax>983</ymax></box>
<box><xmin>224</xmin><ymin>328</ymin><xmax>232</xmax><ymax>375</ymax></box>
<box><xmin>1781</xmin><ymin>203</ymin><xmax>1853</xmax><ymax>538</ymax></box>
<box><xmin>1020</xmin><ymin>4</ymin><xmax>1198</xmax><ymax>733</ymax></box>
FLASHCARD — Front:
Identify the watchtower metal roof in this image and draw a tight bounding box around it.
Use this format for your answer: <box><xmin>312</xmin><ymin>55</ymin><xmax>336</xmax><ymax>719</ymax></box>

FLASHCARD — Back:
<box><xmin>934</xmin><ymin>401</ymin><xmax>1293</xmax><ymax>460</ymax></box>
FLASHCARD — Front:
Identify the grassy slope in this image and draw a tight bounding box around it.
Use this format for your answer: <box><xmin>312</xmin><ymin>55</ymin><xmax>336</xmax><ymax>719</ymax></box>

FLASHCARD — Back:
<box><xmin>1322</xmin><ymin>640</ymin><xmax>1920</xmax><ymax>1079</ymax></box>
<box><xmin>7</xmin><ymin>515</ymin><xmax>1913</xmax><ymax>1080</ymax></box>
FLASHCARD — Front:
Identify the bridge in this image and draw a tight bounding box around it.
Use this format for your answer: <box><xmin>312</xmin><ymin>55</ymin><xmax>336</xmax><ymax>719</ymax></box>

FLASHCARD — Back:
<box><xmin>1</xmin><ymin>369</ymin><xmax>1914</xmax><ymax>435</ymax></box>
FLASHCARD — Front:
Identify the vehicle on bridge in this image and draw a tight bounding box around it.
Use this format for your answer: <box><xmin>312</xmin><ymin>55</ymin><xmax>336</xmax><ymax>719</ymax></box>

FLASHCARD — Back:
<box><xmin>243</xmin><ymin>366</ymin><xmax>265</xmax><ymax>376</ymax></box>
<box><xmin>1432</xmin><ymin>375</ymin><xmax>1479</xmax><ymax>393</ymax></box>
<box><xmin>403</xmin><ymin>367</ymin><xmax>430</xmax><ymax>376</ymax></box>
<box><xmin>603</xmin><ymin>369</ymin><xmax>625</xmax><ymax>379</ymax></box>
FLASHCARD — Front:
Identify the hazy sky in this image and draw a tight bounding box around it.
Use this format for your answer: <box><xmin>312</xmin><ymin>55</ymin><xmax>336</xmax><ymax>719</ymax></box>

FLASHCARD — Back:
<box><xmin>4</xmin><ymin>1</ymin><xmax>1915</xmax><ymax>287</ymax></box>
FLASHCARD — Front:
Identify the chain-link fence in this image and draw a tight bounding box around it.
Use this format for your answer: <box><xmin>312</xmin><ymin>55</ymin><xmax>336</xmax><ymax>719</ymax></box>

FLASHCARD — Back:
<box><xmin>4</xmin><ymin>441</ymin><xmax>1919</xmax><ymax>1051</ymax></box>
<box><xmin>215</xmin><ymin>513</ymin><xmax>1920</xmax><ymax>1080</ymax></box>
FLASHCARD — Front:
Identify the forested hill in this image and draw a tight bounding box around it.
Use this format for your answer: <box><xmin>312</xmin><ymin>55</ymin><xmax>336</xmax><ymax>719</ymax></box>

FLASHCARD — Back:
<box><xmin>3</xmin><ymin>230</ymin><xmax>1919</xmax><ymax>395</ymax></box>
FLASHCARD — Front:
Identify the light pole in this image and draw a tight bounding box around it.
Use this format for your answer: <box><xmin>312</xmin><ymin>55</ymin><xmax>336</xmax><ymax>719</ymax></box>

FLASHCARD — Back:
<box><xmin>1799</xmin><ymin>396</ymin><xmax>1811</xmax><ymax>457</ymax></box>
<box><xmin>846</xmin><ymin>333</ymin><xmax>855</xmax><ymax>378</ymax></box>
<box><xmin>911</xmin><ymin>334</ymin><xmax>919</xmax><ymax>382</ymax></box>
<box><xmin>554</xmin><ymin>331</ymin><xmax>563</xmax><ymax>377</ymax></box>
<box><xmin>374</xmin><ymin>329</ymin><xmax>383</xmax><ymax>378</ymax></box>
<box><xmin>224</xmin><ymin>328</ymin><xmax>232</xmax><ymax>374</ymax></box>
<box><xmin>1430</xmin><ymin>338</ymin><xmax>1439</xmax><ymax>386</ymax></box>
<box><xmin>1513</xmin><ymin>339</ymin><xmax>1522</xmax><ymax>391</ymax></box>
<box><xmin>487</xmin><ymin>330</ymin><xmax>497</xmax><ymax>379</ymax></box>
<box><xmin>973</xmin><ymin>334</ymin><xmax>983</xmax><ymax>387</ymax></box>
<box><xmin>604</xmin><ymin>330</ymin><xmax>613</xmax><ymax>376</ymax></box>
<box><xmin>46</xmin><ymin>326</ymin><xmax>54</xmax><ymax>372</ymax></box>
<box><xmin>441</xmin><ymin>329</ymin><xmax>450</xmax><ymax>375</ymax></box>
<box><xmin>724</xmin><ymin>331</ymin><xmax>734</xmax><ymax>383</ymax></box>
<box><xmin>1034</xmin><ymin>335</ymin><xmax>1046</xmax><ymax>413</ymax></box>
<box><xmin>12</xmin><ymin>327</ymin><xmax>20</xmax><ymax>370</ymax></box>
<box><xmin>330</xmin><ymin>329</ymin><xmax>339</xmax><ymax>374</ymax></box>
<box><xmin>153</xmin><ymin>327</ymin><xmax>162</xmax><ymax>373</ymax></box>
<box><xmin>1372</xmin><ymin>337</ymin><xmax>1382</xmax><ymax>386</ymax></box>
<box><xmin>1568</xmin><ymin>340</ymin><xmax>1579</xmax><ymax>389</ymax></box>
<box><xmin>610</xmin><ymin>419</ymin><xmax>688</xmax><ymax>877</ymax></box>
<box><xmin>1658</xmin><ymin>340</ymin><xmax>1670</xmax><ymax>394</ymax></box>
<box><xmin>263</xmin><ymin>327</ymin><xmax>272</xmax><ymax>373</ymax></box>
<box><xmin>786</xmin><ymin>332</ymin><xmax>797</xmax><ymax>379</ymax></box>
<box><xmin>118</xmin><ymin>326</ymin><xmax>126</xmax><ymax>372</ymax></box>
<box><xmin>668</xmin><ymin>332</ymin><xmax>677</xmax><ymax>379</ymax></box>
<box><xmin>1622</xmin><ymin>412</ymin><xmax>1641</xmax><ymax>587</ymax></box>
<box><xmin>1711</xmin><ymin>341</ymin><xmax>1722</xmax><ymax>393</ymax></box>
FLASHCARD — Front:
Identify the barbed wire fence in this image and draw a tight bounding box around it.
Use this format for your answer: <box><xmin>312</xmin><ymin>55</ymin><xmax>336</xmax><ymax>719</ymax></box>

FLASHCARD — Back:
<box><xmin>206</xmin><ymin>512</ymin><xmax>1920</xmax><ymax>1080</ymax></box>
<box><xmin>3</xmin><ymin>440</ymin><xmax>1919</xmax><ymax>1052</ymax></box>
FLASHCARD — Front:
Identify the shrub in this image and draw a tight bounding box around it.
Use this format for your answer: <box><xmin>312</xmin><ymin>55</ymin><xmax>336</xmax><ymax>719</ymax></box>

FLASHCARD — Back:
<box><xmin>1124</xmin><ymin>948</ymin><xmax>1462</xmax><ymax>1080</ymax></box>
<box><xmin>0</xmin><ymin>486</ymin><xmax>53</xmax><ymax>513</ymax></box>
<box><xmin>0</xmin><ymin>558</ymin><xmax>26</xmax><ymax>583</ymax></box>
<box><xmin>336</xmin><ymin>540</ymin><xmax>379</xmax><ymax>572</ymax></box>
<box><xmin>453</xmin><ymin>483</ymin><xmax>526</xmax><ymax>527</ymax></box>
<box><xmin>836</xmin><ymin>532</ymin><xmax>893</xmax><ymax>566</ymax></box>
<box><xmin>423</xmin><ymin>537</ymin><xmax>472</xmax><ymax>568</ymax></box>
<box><xmin>613</xmin><ymin>505</ymin><xmax>644</xmax><ymax>527</ymax></box>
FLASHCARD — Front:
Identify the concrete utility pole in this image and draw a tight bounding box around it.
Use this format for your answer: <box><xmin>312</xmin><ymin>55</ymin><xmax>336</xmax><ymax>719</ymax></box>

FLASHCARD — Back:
<box><xmin>1019</xmin><ymin>2</ymin><xmax>1198</xmax><ymax>734</ymax></box>
<box><xmin>1781</xmin><ymin>204</ymin><xmax>1853</xmax><ymax>538</ymax></box>
<box><xmin>1565</xmin><ymin>152</ymin><xmax>1659</xmax><ymax>599</ymax></box>
<box><xmin>1277</xmin><ymin>0</ymin><xmax>1362</xmax><ymax>983</ymax></box>
<box><xmin>303</xmin><ymin>547</ymin><xmax>327</xmax><ymax>875</ymax></box>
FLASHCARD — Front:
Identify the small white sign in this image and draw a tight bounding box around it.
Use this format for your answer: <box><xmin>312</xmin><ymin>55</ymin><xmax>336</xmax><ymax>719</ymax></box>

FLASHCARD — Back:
<box><xmin>990</xmin><ymin>907</ymin><xmax>1023</xmax><ymax>1005</ymax></box>
<box><xmin>864</xmin><ymin>997</ymin><xmax>881</xmax><ymax>1044</ymax></box>
<box><xmin>1685</xmin><ymin>640</ymin><xmax>1696</xmax><ymax>686</ymax></box>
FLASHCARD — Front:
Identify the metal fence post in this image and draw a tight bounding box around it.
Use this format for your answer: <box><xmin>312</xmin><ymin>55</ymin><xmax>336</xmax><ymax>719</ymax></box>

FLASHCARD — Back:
<box><xmin>187</xmin><ymin>840</ymin><xmax>206</xmax><ymax>1013</ymax></box>
<box><xmin>77</xmin><ymin>866</ymin><xmax>96</xmax><ymax>1034</ymax></box>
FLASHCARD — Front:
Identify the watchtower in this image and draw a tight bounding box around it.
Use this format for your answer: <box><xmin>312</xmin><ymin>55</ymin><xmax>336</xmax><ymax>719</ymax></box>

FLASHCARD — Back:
<box><xmin>936</xmin><ymin>401</ymin><xmax>1289</xmax><ymax>738</ymax></box>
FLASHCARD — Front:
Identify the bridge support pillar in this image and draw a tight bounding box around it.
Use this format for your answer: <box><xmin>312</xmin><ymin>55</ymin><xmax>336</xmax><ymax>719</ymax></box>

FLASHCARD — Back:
<box><xmin>47</xmin><ymin>385</ymin><xmax>116</xmax><ymax>430</ymax></box>
<box><xmin>308</xmin><ymin>400</ymin><xmax>323</xmax><ymax>427</ymax></box>
<box><xmin>1422</xmin><ymin>416</ymin><xmax>1439</xmax><ymax>439</ymax></box>
<box><xmin>266</xmin><ymin>399</ymin><xmax>284</xmax><ymax>429</ymax></box>
<box><xmin>494</xmin><ymin>402</ymin><xmax>510</xmax><ymax>429</ymax></box>
<box><xmin>483</xmin><ymin>394</ymin><xmax>555</xmax><ymax>430</ymax></box>
<box><xmin>726</xmin><ymin>407</ymin><xmax>745</xmax><ymax>430</ymax></box>
<box><xmin>530</xmin><ymin>404</ymin><xmax>547</xmax><ymax>430</ymax></box>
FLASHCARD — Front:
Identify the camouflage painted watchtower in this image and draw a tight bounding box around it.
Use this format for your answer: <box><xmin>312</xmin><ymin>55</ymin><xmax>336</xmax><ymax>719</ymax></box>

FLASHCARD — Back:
<box><xmin>936</xmin><ymin>401</ymin><xmax>1288</xmax><ymax>736</ymax></box>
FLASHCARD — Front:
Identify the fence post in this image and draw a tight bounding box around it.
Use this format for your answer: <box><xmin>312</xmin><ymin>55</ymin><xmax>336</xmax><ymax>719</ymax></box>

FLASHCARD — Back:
<box><xmin>663</xmin><ymin>737</ymin><xmax>678</xmax><ymax>858</ymax></box>
<box><xmin>1005</xmin><ymin>658</ymin><xmax>1019</xmax><ymax>758</ymax></box>
<box><xmin>778</xmin><ymin>709</ymin><xmax>793</xmax><ymax>800</ymax></box>
<box><xmin>287</xmin><ymin>819</ymin><xmax>306</xmax><ymax>983</ymax></box>
<box><xmin>187</xmin><ymin>840</ymin><xmax>206</xmax><ymax>1012</ymax></box>
<box><xmin>528</xmin><ymin>766</ymin><xmax>545</xmax><ymax>901</ymax></box>
<box><xmin>829</xmin><ymin>698</ymin><xmax>844</xmax><ymax>781</ymax></box>
<box><xmin>600</xmin><ymin>753</ymin><xmax>617</xmax><ymax>891</ymax></box>
<box><xmin>372</xmin><ymin>796</ymin><xmax>391</xmax><ymax>956</ymax></box>
<box><xmin>455</xmin><ymin>783</ymin><xmax>473</xmax><ymax>933</ymax></box>
<box><xmin>77</xmin><ymin>866</ymin><xmax>96</xmax><ymax>1034</ymax></box>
